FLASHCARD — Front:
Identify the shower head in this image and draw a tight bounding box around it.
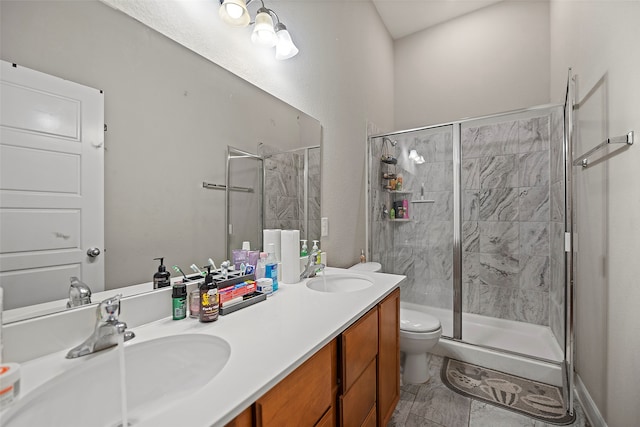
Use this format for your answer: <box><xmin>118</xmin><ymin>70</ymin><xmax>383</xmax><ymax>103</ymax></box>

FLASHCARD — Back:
<box><xmin>382</xmin><ymin>137</ymin><xmax>397</xmax><ymax>146</ymax></box>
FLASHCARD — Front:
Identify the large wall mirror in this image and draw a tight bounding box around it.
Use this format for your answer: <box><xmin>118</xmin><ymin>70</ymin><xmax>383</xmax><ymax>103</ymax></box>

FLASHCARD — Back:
<box><xmin>0</xmin><ymin>0</ymin><xmax>322</xmax><ymax>322</ymax></box>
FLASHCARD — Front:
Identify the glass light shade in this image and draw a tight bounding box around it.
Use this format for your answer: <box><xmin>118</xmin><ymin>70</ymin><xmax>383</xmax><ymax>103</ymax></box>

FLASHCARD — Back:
<box><xmin>219</xmin><ymin>0</ymin><xmax>250</xmax><ymax>27</ymax></box>
<box><xmin>251</xmin><ymin>10</ymin><xmax>277</xmax><ymax>47</ymax></box>
<box><xmin>275</xmin><ymin>27</ymin><xmax>299</xmax><ymax>60</ymax></box>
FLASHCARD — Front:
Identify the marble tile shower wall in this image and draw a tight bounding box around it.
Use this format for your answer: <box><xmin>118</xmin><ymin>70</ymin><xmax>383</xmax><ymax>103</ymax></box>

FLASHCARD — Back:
<box><xmin>263</xmin><ymin>148</ymin><xmax>322</xmax><ymax>242</ymax></box>
<box><xmin>548</xmin><ymin>107</ymin><xmax>566</xmax><ymax>347</ymax></box>
<box><xmin>462</xmin><ymin>114</ymin><xmax>555</xmax><ymax>326</ymax></box>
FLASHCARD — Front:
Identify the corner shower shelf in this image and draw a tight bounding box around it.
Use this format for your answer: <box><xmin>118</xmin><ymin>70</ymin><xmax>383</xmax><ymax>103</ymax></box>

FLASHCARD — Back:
<box><xmin>410</xmin><ymin>199</ymin><xmax>435</xmax><ymax>204</ymax></box>
<box><xmin>385</xmin><ymin>190</ymin><xmax>412</xmax><ymax>195</ymax></box>
<box><xmin>388</xmin><ymin>218</ymin><xmax>411</xmax><ymax>222</ymax></box>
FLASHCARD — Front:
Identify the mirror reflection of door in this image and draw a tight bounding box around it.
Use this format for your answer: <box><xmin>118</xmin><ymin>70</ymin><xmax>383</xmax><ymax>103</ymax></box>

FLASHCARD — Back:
<box><xmin>226</xmin><ymin>148</ymin><xmax>263</xmax><ymax>259</ymax></box>
<box><xmin>0</xmin><ymin>61</ymin><xmax>104</xmax><ymax>310</ymax></box>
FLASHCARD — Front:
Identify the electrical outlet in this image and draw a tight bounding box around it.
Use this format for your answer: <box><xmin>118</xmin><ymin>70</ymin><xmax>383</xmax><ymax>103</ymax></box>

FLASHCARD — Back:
<box><xmin>321</xmin><ymin>217</ymin><xmax>329</xmax><ymax>237</ymax></box>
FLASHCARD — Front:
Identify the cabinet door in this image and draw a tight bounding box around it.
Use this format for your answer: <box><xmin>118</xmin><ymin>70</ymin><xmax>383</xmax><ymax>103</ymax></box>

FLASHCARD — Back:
<box><xmin>362</xmin><ymin>405</ymin><xmax>377</xmax><ymax>427</ymax></box>
<box><xmin>377</xmin><ymin>288</ymin><xmax>400</xmax><ymax>426</ymax></box>
<box><xmin>339</xmin><ymin>359</ymin><xmax>377</xmax><ymax>427</ymax></box>
<box><xmin>225</xmin><ymin>406</ymin><xmax>253</xmax><ymax>427</ymax></box>
<box><xmin>256</xmin><ymin>341</ymin><xmax>334</xmax><ymax>427</ymax></box>
<box><xmin>341</xmin><ymin>307</ymin><xmax>378</xmax><ymax>392</ymax></box>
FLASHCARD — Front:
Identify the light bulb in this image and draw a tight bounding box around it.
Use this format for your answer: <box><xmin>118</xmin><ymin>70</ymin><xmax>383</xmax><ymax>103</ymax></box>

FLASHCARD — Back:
<box><xmin>275</xmin><ymin>24</ymin><xmax>299</xmax><ymax>60</ymax></box>
<box><xmin>219</xmin><ymin>0</ymin><xmax>250</xmax><ymax>27</ymax></box>
<box><xmin>251</xmin><ymin>9</ymin><xmax>277</xmax><ymax>47</ymax></box>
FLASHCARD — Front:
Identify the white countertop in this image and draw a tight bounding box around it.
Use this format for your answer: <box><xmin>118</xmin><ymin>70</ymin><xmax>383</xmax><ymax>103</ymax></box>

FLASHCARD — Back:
<box><xmin>6</xmin><ymin>268</ymin><xmax>403</xmax><ymax>427</ymax></box>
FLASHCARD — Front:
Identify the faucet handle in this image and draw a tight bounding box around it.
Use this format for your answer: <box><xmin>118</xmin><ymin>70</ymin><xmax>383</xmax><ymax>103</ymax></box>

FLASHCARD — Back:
<box><xmin>96</xmin><ymin>294</ymin><xmax>122</xmax><ymax>323</ymax></box>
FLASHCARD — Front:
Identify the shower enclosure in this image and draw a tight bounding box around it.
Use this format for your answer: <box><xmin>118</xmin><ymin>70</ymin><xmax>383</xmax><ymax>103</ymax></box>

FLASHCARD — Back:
<box><xmin>367</xmin><ymin>104</ymin><xmax>574</xmax><ymax>411</ymax></box>
<box><xmin>225</xmin><ymin>144</ymin><xmax>321</xmax><ymax>258</ymax></box>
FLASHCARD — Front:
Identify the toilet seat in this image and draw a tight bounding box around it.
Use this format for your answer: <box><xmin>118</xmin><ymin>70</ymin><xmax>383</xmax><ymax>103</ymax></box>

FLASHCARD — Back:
<box><xmin>400</xmin><ymin>308</ymin><xmax>441</xmax><ymax>333</ymax></box>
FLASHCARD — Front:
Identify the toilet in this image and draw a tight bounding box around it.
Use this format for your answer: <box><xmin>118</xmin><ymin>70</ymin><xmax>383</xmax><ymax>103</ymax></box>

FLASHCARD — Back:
<box><xmin>348</xmin><ymin>261</ymin><xmax>382</xmax><ymax>272</ymax></box>
<box><xmin>400</xmin><ymin>307</ymin><xmax>442</xmax><ymax>384</ymax></box>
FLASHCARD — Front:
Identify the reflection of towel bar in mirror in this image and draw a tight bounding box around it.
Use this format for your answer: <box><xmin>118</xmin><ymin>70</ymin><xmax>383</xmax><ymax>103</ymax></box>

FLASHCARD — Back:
<box><xmin>202</xmin><ymin>182</ymin><xmax>254</xmax><ymax>193</ymax></box>
<box><xmin>573</xmin><ymin>131</ymin><xmax>634</xmax><ymax>167</ymax></box>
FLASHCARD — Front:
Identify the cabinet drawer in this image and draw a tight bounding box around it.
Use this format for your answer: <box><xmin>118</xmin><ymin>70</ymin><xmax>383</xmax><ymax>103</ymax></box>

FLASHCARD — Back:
<box><xmin>257</xmin><ymin>341</ymin><xmax>333</xmax><ymax>427</ymax></box>
<box><xmin>342</xmin><ymin>307</ymin><xmax>378</xmax><ymax>392</ymax></box>
<box><xmin>339</xmin><ymin>358</ymin><xmax>377</xmax><ymax>427</ymax></box>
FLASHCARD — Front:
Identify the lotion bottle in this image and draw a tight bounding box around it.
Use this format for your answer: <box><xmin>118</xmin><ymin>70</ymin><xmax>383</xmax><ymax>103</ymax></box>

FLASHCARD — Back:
<box><xmin>153</xmin><ymin>257</ymin><xmax>171</xmax><ymax>289</ymax></box>
<box><xmin>199</xmin><ymin>266</ymin><xmax>219</xmax><ymax>323</ymax></box>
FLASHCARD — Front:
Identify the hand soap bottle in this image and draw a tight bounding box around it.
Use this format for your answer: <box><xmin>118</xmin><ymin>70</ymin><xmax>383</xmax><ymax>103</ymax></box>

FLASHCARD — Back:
<box><xmin>153</xmin><ymin>257</ymin><xmax>171</xmax><ymax>289</ymax></box>
<box><xmin>300</xmin><ymin>240</ymin><xmax>308</xmax><ymax>257</ymax></box>
<box><xmin>199</xmin><ymin>266</ymin><xmax>219</xmax><ymax>323</ymax></box>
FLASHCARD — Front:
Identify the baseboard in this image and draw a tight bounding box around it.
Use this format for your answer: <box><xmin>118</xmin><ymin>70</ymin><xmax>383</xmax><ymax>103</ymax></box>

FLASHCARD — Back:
<box><xmin>575</xmin><ymin>374</ymin><xmax>607</xmax><ymax>427</ymax></box>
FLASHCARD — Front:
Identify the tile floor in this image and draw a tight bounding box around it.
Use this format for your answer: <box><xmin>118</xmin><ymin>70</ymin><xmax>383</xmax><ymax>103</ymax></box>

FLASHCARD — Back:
<box><xmin>389</xmin><ymin>354</ymin><xmax>591</xmax><ymax>427</ymax></box>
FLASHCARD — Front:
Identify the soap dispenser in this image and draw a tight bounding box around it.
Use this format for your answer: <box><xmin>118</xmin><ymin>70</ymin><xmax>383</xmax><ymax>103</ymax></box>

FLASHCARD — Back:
<box><xmin>300</xmin><ymin>240</ymin><xmax>308</xmax><ymax>257</ymax></box>
<box><xmin>199</xmin><ymin>266</ymin><xmax>219</xmax><ymax>323</ymax></box>
<box><xmin>153</xmin><ymin>257</ymin><xmax>171</xmax><ymax>289</ymax></box>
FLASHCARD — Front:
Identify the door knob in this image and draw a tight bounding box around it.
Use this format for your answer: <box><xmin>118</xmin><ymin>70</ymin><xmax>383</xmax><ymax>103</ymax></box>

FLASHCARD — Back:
<box><xmin>87</xmin><ymin>247</ymin><xmax>101</xmax><ymax>258</ymax></box>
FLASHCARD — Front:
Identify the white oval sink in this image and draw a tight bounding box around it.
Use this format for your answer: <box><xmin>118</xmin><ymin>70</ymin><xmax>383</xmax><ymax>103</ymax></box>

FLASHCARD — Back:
<box><xmin>306</xmin><ymin>273</ymin><xmax>373</xmax><ymax>293</ymax></box>
<box><xmin>3</xmin><ymin>334</ymin><xmax>230</xmax><ymax>427</ymax></box>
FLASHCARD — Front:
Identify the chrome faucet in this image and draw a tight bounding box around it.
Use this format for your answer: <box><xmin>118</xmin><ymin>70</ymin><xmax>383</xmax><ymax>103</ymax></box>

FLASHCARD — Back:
<box><xmin>66</xmin><ymin>294</ymin><xmax>135</xmax><ymax>359</ymax></box>
<box><xmin>66</xmin><ymin>276</ymin><xmax>92</xmax><ymax>308</ymax></box>
<box><xmin>300</xmin><ymin>250</ymin><xmax>325</xmax><ymax>279</ymax></box>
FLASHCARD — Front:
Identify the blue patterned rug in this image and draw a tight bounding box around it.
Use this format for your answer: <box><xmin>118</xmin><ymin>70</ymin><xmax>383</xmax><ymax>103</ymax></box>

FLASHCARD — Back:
<box><xmin>442</xmin><ymin>358</ymin><xmax>575</xmax><ymax>425</ymax></box>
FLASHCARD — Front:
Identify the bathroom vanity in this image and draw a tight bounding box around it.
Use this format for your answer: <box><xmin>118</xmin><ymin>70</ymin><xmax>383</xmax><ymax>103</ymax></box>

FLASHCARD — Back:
<box><xmin>1</xmin><ymin>268</ymin><xmax>402</xmax><ymax>427</ymax></box>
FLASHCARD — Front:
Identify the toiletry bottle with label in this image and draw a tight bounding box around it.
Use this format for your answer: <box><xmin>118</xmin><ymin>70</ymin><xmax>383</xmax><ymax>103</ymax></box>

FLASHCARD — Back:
<box><xmin>199</xmin><ymin>266</ymin><xmax>219</xmax><ymax>322</ymax></box>
<box><xmin>360</xmin><ymin>249</ymin><xmax>366</xmax><ymax>263</ymax></box>
<box><xmin>390</xmin><ymin>207</ymin><xmax>395</xmax><ymax>219</ymax></box>
<box><xmin>265</xmin><ymin>244</ymin><xmax>279</xmax><ymax>292</ymax></box>
<box><xmin>153</xmin><ymin>257</ymin><xmax>171</xmax><ymax>289</ymax></box>
<box><xmin>172</xmin><ymin>283</ymin><xmax>187</xmax><ymax>320</ymax></box>
<box><xmin>256</xmin><ymin>252</ymin><xmax>268</xmax><ymax>279</ymax></box>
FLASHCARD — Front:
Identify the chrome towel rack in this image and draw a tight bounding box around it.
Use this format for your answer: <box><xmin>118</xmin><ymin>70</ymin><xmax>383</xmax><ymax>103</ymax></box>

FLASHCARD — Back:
<box><xmin>202</xmin><ymin>182</ymin><xmax>254</xmax><ymax>193</ymax></box>
<box><xmin>573</xmin><ymin>131</ymin><xmax>634</xmax><ymax>167</ymax></box>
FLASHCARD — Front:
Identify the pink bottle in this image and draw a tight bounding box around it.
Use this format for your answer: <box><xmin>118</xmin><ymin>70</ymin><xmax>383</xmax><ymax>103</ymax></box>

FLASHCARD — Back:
<box><xmin>403</xmin><ymin>199</ymin><xmax>409</xmax><ymax>219</ymax></box>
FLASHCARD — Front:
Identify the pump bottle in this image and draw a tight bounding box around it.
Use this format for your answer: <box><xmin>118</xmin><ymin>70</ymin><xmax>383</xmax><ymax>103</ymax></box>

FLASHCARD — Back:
<box><xmin>199</xmin><ymin>266</ymin><xmax>219</xmax><ymax>323</ymax></box>
<box><xmin>153</xmin><ymin>257</ymin><xmax>171</xmax><ymax>289</ymax></box>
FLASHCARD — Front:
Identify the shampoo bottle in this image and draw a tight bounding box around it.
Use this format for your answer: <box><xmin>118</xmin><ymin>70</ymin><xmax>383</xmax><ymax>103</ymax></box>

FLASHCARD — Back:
<box><xmin>153</xmin><ymin>257</ymin><xmax>171</xmax><ymax>289</ymax></box>
<box><xmin>199</xmin><ymin>266</ymin><xmax>219</xmax><ymax>323</ymax></box>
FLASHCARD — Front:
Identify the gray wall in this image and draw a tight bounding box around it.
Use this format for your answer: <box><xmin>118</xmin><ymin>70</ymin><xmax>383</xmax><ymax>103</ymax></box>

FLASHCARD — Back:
<box><xmin>394</xmin><ymin>0</ymin><xmax>551</xmax><ymax>128</ymax></box>
<box><xmin>550</xmin><ymin>2</ymin><xmax>640</xmax><ymax>425</ymax></box>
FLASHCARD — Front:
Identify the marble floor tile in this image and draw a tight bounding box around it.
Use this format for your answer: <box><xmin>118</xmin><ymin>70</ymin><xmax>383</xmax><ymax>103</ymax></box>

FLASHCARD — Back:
<box><xmin>410</xmin><ymin>381</ymin><xmax>471</xmax><ymax>427</ymax></box>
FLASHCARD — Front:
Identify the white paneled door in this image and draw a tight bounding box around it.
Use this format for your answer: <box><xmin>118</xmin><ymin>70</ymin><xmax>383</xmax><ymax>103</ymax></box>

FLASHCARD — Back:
<box><xmin>0</xmin><ymin>60</ymin><xmax>104</xmax><ymax>310</ymax></box>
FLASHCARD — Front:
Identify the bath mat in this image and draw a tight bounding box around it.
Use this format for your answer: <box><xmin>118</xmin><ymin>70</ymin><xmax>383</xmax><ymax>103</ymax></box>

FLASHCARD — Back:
<box><xmin>441</xmin><ymin>358</ymin><xmax>575</xmax><ymax>425</ymax></box>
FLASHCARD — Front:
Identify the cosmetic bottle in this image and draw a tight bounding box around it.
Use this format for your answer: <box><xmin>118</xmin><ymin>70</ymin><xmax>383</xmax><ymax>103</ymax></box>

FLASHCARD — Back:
<box><xmin>300</xmin><ymin>240</ymin><xmax>308</xmax><ymax>257</ymax></box>
<box><xmin>360</xmin><ymin>249</ymin><xmax>366</xmax><ymax>263</ymax></box>
<box><xmin>403</xmin><ymin>199</ymin><xmax>409</xmax><ymax>219</ymax></box>
<box><xmin>172</xmin><ymin>283</ymin><xmax>187</xmax><ymax>320</ymax></box>
<box><xmin>396</xmin><ymin>174</ymin><xmax>403</xmax><ymax>191</ymax></box>
<box><xmin>265</xmin><ymin>244</ymin><xmax>279</xmax><ymax>292</ymax></box>
<box><xmin>256</xmin><ymin>252</ymin><xmax>268</xmax><ymax>279</ymax></box>
<box><xmin>199</xmin><ymin>266</ymin><xmax>219</xmax><ymax>323</ymax></box>
<box><xmin>390</xmin><ymin>207</ymin><xmax>395</xmax><ymax>219</ymax></box>
<box><xmin>153</xmin><ymin>257</ymin><xmax>171</xmax><ymax>289</ymax></box>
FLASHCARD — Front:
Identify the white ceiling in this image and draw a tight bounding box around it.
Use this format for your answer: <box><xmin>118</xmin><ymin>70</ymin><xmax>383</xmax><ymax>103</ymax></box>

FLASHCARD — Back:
<box><xmin>372</xmin><ymin>0</ymin><xmax>505</xmax><ymax>40</ymax></box>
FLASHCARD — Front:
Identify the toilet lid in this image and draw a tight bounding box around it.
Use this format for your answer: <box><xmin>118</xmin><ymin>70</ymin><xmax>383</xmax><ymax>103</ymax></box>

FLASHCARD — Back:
<box><xmin>349</xmin><ymin>262</ymin><xmax>382</xmax><ymax>272</ymax></box>
<box><xmin>400</xmin><ymin>308</ymin><xmax>441</xmax><ymax>332</ymax></box>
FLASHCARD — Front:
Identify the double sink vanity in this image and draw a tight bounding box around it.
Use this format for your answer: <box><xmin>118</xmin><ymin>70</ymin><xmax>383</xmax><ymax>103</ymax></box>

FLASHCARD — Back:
<box><xmin>1</xmin><ymin>268</ymin><xmax>403</xmax><ymax>427</ymax></box>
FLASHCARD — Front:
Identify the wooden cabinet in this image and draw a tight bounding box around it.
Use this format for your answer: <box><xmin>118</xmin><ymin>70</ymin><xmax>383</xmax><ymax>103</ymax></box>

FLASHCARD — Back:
<box><xmin>225</xmin><ymin>288</ymin><xmax>399</xmax><ymax>427</ymax></box>
<box><xmin>256</xmin><ymin>340</ymin><xmax>336</xmax><ymax>427</ymax></box>
<box><xmin>377</xmin><ymin>288</ymin><xmax>400</xmax><ymax>426</ymax></box>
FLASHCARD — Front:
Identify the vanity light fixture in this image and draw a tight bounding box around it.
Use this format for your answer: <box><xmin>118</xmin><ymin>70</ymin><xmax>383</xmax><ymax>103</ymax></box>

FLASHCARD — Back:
<box><xmin>218</xmin><ymin>0</ymin><xmax>299</xmax><ymax>60</ymax></box>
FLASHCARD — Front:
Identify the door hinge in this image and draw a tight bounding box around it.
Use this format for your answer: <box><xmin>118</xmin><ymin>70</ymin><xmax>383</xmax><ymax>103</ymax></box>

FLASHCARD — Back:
<box><xmin>564</xmin><ymin>232</ymin><xmax>572</xmax><ymax>252</ymax></box>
